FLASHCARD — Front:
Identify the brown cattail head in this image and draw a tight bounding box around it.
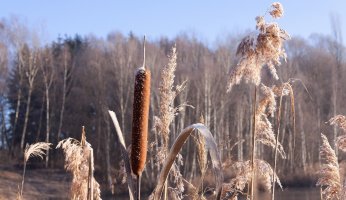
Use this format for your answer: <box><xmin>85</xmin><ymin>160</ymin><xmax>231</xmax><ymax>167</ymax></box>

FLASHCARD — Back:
<box><xmin>131</xmin><ymin>68</ymin><xmax>151</xmax><ymax>176</ymax></box>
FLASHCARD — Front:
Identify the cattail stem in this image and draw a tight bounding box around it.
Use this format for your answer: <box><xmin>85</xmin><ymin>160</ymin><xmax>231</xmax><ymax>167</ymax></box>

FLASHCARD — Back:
<box><xmin>272</xmin><ymin>90</ymin><xmax>284</xmax><ymax>200</ymax></box>
<box><xmin>137</xmin><ymin>175</ymin><xmax>141</xmax><ymax>200</ymax></box>
<box><xmin>250</xmin><ymin>86</ymin><xmax>257</xmax><ymax>200</ymax></box>
<box><xmin>143</xmin><ymin>36</ymin><xmax>146</xmax><ymax>69</ymax></box>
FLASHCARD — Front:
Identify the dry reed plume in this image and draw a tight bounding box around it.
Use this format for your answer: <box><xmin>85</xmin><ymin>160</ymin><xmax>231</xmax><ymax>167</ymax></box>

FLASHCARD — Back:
<box><xmin>222</xmin><ymin>82</ymin><xmax>289</xmax><ymax>199</ymax></box>
<box><xmin>155</xmin><ymin>44</ymin><xmax>178</xmax><ymax>149</ymax></box>
<box><xmin>255</xmin><ymin>84</ymin><xmax>287</xmax><ymax>159</ymax></box>
<box><xmin>225</xmin><ymin>2</ymin><xmax>291</xmax><ymax>200</ymax></box>
<box><xmin>329</xmin><ymin>115</ymin><xmax>346</xmax><ymax>152</ymax></box>
<box><xmin>317</xmin><ymin>134</ymin><xmax>343</xmax><ymax>200</ymax></box>
<box><xmin>153</xmin><ymin>45</ymin><xmax>188</xmax><ymax>199</ymax></box>
<box><xmin>329</xmin><ymin>115</ymin><xmax>346</xmax><ymax>132</ymax></box>
<box><xmin>18</xmin><ymin>142</ymin><xmax>51</xmax><ymax>200</ymax></box>
<box><xmin>56</xmin><ymin>127</ymin><xmax>101</xmax><ymax>200</ymax></box>
<box><xmin>227</xmin><ymin>2</ymin><xmax>290</xmax><ymax>92</ymax></box>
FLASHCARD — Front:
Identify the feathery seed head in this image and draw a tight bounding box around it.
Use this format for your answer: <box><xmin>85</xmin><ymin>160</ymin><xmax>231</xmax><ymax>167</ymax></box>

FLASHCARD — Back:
<box><xmin>227</xmin><ymin>2</ymin><xmax>290</xmax><ymax>92</ymax></box>
<box><xmin>269</xmin><ymin>2</ymin><xmax>284</xmax><ymax>18</ymax></box>
<box><xmin>329</xmin><ymin>115</ymin><xmax>346</xmax><ymax>132</ymax></box>
<box><xmin>24</xmin><ymin>142</ymin><xmax>52</xmax><ymax>163</ymax></box>
<box><xmin>57</xmin><ymin>136</ymin><xmax>101</xmax><ymax>200</ymax></box>
<box><xmin>329</xmin><ymin>115</ymin><xmax>346</xmax><ymax>152</ymax></box>
<box><xmin>154</xmin><ymin>45</ymin><xmax>178</xmax><ymax>148</ymax></box>
<box><xmin>317</xmin><ymin>134</ymin><xmax>342</xmax><ymax>200</ymax></box>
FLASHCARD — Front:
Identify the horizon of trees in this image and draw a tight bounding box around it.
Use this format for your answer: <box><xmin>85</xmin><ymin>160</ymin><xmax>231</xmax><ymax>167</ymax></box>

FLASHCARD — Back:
<box><xmin>0</xmin><ymin>16</ymin><xmax>345</xmax><ymax>194</ymax></box>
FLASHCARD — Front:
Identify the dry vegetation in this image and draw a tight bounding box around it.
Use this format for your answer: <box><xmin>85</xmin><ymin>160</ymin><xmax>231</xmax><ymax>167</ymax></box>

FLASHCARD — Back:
<box><xmin>1</xmin><ymin>1</ymin><xmax>346</xmax><ymax>200</ymax></box>
<box><xmin>317</xmin><ymin>115</ymin><xmax>346</xmax><ymax>200</ymax></box>
<box><xmin>56</xmin><ymin>127</ymin><xmax>101</xmax><ymax>200</ymax></box>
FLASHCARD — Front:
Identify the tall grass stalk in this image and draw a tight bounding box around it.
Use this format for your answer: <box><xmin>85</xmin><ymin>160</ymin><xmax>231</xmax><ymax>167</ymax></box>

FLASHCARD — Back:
<box><xmin>153</xmin><ymin>44</ymin><xmax>190</xmax><ymax>199</ymax></box>
<box><xmin>250</xmin><ymin>87</ymin><xmax>257</xmax><ymax>200</ymax></box>
<box><xmin>272</xmin><ymin>83</ymin><xmax>295</xmax><ymax>200</ymax></box>
<box><xmin>226</xmin><ymin>2</ymin><xmax>290</xmax><ymax>199</ymax></box>
<box><xmin>272</xmin><ymin>88</ymin><xmax>283</xmax><ymax>200</ymax></box>
<box><xmin>18</xmin><ymin>142</ymin><xmax>51</xmax><ymax>199</ymax></box>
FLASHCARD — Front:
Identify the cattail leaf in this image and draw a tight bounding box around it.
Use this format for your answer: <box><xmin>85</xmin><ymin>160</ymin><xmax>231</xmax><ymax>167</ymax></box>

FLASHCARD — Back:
<box><xmin>151</xmin><ymin>123</ymin><xmax>223</xmax><ymax>199</ymax></box>
<box><xmin>108</xmin><ymin>110</ymin><xmax>135</xmax><ymax>200</ymax></box>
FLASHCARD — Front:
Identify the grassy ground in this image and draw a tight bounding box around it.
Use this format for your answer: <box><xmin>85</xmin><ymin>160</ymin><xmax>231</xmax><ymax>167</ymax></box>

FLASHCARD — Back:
<box><xmin>0</xmin><ymin>163</ymin><xmax>70</xmax><ymax>200</ymax></box>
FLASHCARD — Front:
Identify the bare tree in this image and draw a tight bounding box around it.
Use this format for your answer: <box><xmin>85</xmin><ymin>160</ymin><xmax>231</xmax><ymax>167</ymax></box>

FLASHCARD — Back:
<box><xmin>330</xmin><ymin>14</ymin><xmax>343</xmax><ymax>155</ymax></box>
<box><xmin>20</xmin><ymin>46</ymin><xmax>40</xmax><ymax>150</ymax></box>
<box><xmin>0</xmin><ymin>42</ymin><xmax>8</xmax><ymax>149</ymax></box>
<box><xmin>40</xmin><ymin>47</ymin><xmax>55</xmax><ymax>167</ymax></box>
<box><xmin>2</xmin><ymin>17</ymin><xmax>29</xmax><ymax>153</ymax></box>
<box><xmin>57</xmin><ymin>44</ymin><xmax>72</xmax><ymax>141</ymax></box>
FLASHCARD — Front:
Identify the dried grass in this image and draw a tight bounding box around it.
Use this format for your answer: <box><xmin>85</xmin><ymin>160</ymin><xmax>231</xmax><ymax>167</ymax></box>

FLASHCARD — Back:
<box><xmin>227</xmin><ymin>2</ymin><xmax>290</xmax><ymax>92</ymax></box>
<box><xmin>255</xmin><ymin>84</ymin><xmax>287</xmax><ymax>159</ymax></box>
<box><xmin>226</xmin><ymin>3</ymin><xmax>292</xmax><ymax>199</ymax></box>
<box><xmin>329</xmin><ymin>115</ymin><xmax>346</xmax><ymax>132</ymax></box>
<box><xmin>269</xmin><ymin>2</ymin><xmax>284</xmax><ymax>19</ymax></box>
<box><xmin>24</xmin><ymin>142</ymin><xmax>52</xmax><ymax>163</ymax></box>
<box><xmin>57</xmin><ymin>131</ymin><xmax>101</xmax><ymax>200</ymax></box>
<box><xmin>329</xmin><ymin>115</ymin><xmax>346</xmax><ymax>153</ymax></box>
<box><xmin>221</xmin><ymin>159</ymin><xmax>282</xmax><ymax>200</ymax></box>
<box><xmin>149</xmin><ymin>123</ymin><xmax>223</xmax><ymax>200</ymax></box>
<box><xmin>191</xmin><ymin>119</ymin><xmax>208</xmax><ymax>199</ymax></box>
<box><xmin>18</xmin><ymin>142</ymin><xmax>52</xmax><ymax>200</ymax></box>
<box><xmin>155</xmin><ymin>45</ymin><xmax>178</xmax><ymax>149</ymax></box>
<box><xmin>152</xmin><ymin>45</ymin><xmax>190</xmax><ymax>199</ymax></box>
<box><xmin>317</xmin><ymin>134</ymin><xmax>342</xmax><ymax>200</ymax></box>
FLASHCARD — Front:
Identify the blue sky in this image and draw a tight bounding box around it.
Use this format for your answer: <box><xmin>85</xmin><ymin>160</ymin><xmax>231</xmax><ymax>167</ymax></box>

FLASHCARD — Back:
<box><xmin>1</xmin><ymin>0</ymin><xmax>345</xmax><ymax>45</ymax></box>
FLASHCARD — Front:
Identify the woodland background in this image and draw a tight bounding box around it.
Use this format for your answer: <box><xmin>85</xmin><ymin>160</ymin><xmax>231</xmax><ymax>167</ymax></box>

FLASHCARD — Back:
<box><xmin>0</xmin><ymin>16</ymin><xmax>345</xmax><ymax>194</ymax></box>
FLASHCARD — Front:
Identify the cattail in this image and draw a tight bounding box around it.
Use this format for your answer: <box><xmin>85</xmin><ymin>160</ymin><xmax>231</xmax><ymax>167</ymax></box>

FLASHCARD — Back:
<box><xmin>131</xmin><ymin>36</ymin><xmax>150</xmax><ymax>200</ymax></box>
<box><xmin>131</xmin><ymin>67</ymin><xmax>151</xmax><ymax>176</ymax></box>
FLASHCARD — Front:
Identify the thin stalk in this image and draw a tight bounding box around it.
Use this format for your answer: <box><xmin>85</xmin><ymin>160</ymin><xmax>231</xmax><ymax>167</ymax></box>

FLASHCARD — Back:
<box><xmin>250</xmin><ymin>87</ymin><xmax>257</xmax><ymax>200</ymax></box>
<box><xmin>137</xmin><ymin>175</ymin><xmax>141</xmax><ymax>200</ymax></box>
<box><xmin>272</xmin><ymin>91</ymin><xmax>284</xmax><ymax>200</ymax></box>
<box><xmin>20</xmin><ymin>160</ymin><xmax>27</xmax><ymax>197</ymax></box>
<box><xmin>87</xmin><ymin>148</ymin><xmax>94</xmax><ymax>200</ymax></box>
<box><xmin>143</xmin><ymin>35</ymin><xmax>146</xmax><ymax>69</ymax></box>
<box><xmin>320</xmin><ymin>187</ymin><xmax>323</xmax><ymax>200</ymax></box>
<box><xmin>164</xmin><ymin>181</ymin><xmax>168</xmax><ymax>200</ymax></box>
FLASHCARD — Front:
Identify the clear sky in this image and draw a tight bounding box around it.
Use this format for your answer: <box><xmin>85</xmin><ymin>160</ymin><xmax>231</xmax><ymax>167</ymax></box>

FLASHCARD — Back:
<box><xmin>1</xmin><ymin>0</ymin><xmax>345</xmax><ymax>45</ymax></box>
